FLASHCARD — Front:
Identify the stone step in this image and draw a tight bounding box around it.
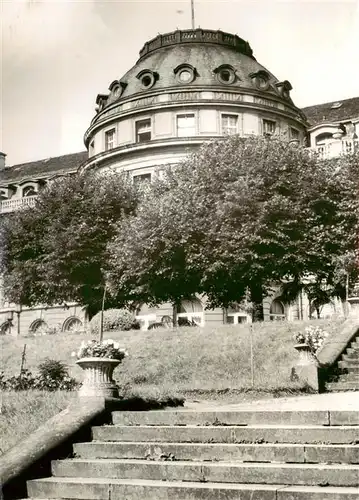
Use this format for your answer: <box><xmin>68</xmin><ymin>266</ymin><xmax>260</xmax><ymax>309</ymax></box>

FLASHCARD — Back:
<box><xmin>51</xmin><ymin>459</ymin><xmax>359</xmax><ymax>486</ymax></box>
<box><xmin>111</xmin><ymin>410</ymin><xmax>359</xmax><ymax>427</ymax></box>
<box><xmin>74</xmin><ymin>441</ymin><xmax>359</xmax><ymax>463</ymax></box>
<box><xmin>338</xmin><ymin>361</ymin><xmax>359</xmax><ymax>372</ymax></box>
<box><xmin>333</xmin><ymin>372</ymin><xmax>359</xmax><ymax>382</ymax></box>
<box><xmin>26</xmin><ymin>477</ymin><xmax>359</xmax><ymax>500</ymax></box>
<box><xmin>340</xmin><ymin>356</ymin><xmax>359</xmax><ymax>366</ymax></box>
<box><xmin>343</xmin><ymin>348</ymin><xmax>359</xmax><ymax>358</ymax></box>
<box><xmin>93</xmin><ymin>424</ymin><xmax>359</xmax><ymax>444</ymax></box>
<box><xmin>326</xmin><ymin>383</ymin><xmax>359</xmax><ymax>392</ymax></box>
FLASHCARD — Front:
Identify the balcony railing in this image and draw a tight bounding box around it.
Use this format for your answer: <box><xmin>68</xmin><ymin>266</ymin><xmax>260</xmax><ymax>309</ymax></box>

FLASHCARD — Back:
<box><xmin>0</xmin><ymin>196</ymin><xmax>37</xmax><ymax>214</ymax></box>
<box><xmin>312</xmin><ymin>139</ymin><xmax>359</xmax><ymax>159</ymax></box>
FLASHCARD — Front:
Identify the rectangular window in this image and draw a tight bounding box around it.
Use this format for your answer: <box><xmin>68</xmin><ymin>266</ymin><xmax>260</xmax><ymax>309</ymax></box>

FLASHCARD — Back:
<box><xmin>290</xmin><ymin>127</ymin><xmax>300</xmax><ymax>140</ymax></box>
<box><xmin>133</xmin><ymin>173</ymin><xmax>152</xmax><ymax>185</ymax></box>
<box><xmin>177</xmin><ymin>114</ymin><xmax>195</xmax><ymax>137</ymax></box>
<box><xmin>263</xmin><ymin>119</ymin><xmax>276</xmax><ymax>136</ymax></box>
<box><xmin>221</xmin><ymin>114</ymin><xmax>238</xmax><ymax>135</ymax></box>
<box><xmin>105</xmin><ymin>129</ymin><xmax>115</xmax><ymax>151</ymax></box>
<box><xmin>135</xmin><ymin>119</ymin><xmax>151</xmax><ymax>143</ymax></box>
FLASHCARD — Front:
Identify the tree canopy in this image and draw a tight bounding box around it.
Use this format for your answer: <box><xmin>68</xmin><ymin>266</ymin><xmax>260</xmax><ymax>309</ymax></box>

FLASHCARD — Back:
<box><xmin>107</xmin><ymin>137</ymin><xmax>359</xmax><ymax>319</ymax></box>
<box><xmin>1</xmin><ymin>137</ymin><xmax>358</xmax><ymax>321</ymax></box>
<box><xmin>0</xmin><ymin>171</ymin><xmax>138</xmax><ymax>315</ymax></box>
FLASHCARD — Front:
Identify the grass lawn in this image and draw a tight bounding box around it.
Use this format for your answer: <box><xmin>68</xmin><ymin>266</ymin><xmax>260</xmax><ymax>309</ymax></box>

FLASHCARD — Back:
<box><xmin>0</xmin><ymin>318</ymin><xmax>345</xmax><ymax>454</ymax></box>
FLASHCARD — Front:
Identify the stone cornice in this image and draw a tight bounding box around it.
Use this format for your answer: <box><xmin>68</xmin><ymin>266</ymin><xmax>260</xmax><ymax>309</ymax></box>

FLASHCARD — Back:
<box><xmin>84</xmin><ymin>87</ymin><xmax>307</xmax><ymax>146</ymax></box>
<box><xmin>80</xmin><ymin>136</ymin><xmax>214</xmax><ymax>172</ymax></box>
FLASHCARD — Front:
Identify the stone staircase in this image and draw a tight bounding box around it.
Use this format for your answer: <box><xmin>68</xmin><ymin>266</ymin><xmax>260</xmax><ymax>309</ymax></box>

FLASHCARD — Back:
<box><xmin>25</xmin><ymin>408</ymin><xmax>359</xmax><ymax>499</ymax></box>
<box><xmin>326</xmin><ymin>334</ymin><xmax>359</xmax><ymax>392</ymax></box>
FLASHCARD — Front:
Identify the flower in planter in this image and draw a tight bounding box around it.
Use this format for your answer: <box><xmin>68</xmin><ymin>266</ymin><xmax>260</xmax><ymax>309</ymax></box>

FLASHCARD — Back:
<box><xmin>293</xmin><ymin>326</ymin><xmax>328</xmax><ymax>355</ymax></box>
<box><xmin>71</xmin><ymin>339</ymin><xmax>128</xmax><ymax>361</ymax></box>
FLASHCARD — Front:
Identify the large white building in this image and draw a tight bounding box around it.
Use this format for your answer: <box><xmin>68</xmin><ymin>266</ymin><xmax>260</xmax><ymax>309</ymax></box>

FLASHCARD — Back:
<box><xmin>1</xmin><ymin>29</ymin><xmax>358</xmax><ymax>335</ymax></box>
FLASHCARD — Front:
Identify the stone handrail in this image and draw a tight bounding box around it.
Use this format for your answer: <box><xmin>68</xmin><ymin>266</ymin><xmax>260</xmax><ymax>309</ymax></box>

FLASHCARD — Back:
<box><xmin>317</xmin><ymin>316</ymin><xmax>359</xmax><ymax>367</ymax></box>
<box><xmin>0</xmin><ymin>397</ymin><xmax>111</xmax><ymax>499</ymax></box>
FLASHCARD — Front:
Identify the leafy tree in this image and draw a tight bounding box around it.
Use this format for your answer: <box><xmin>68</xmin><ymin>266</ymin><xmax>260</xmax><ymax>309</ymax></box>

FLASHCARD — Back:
<box><xmin>0</xmin><ymin>171</ymin><xmax>139</xmax><ymax>314</ymax></box>
<box><xmin>107</xmin><ymin>137</ymin><xmax>359</xmax><ymax>320</ymax></box>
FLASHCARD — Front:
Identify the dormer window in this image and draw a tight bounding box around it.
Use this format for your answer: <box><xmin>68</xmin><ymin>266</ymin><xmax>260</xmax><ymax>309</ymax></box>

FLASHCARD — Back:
<box><xmin>108</xmin><ymin>80</ymin><xmax>127</xmax><ymax>101</ymax></box>
<box><xmin>95</xmin><ymin>94</ymin><xmax>109</xmax><ymax>113</ymax></box>
<box><xmin>136</xmin><ymin>70</ymin><xmax>159</xmax><ymax>90</ymax></box>
<box><xmin>275</xmin><ymin>80</ymin><xmax>292</xmax><ymax>99</ymax></box>
<box><xmin>174</xmin><ymin>64</ymin><xmax>197</xmax><ymax>84</ymax></box>
<box><xmin>250</xmin><ymin>71</ymin><xmax>270</xmax><ymax>91</ymax></box>
<box><xmin>214</xmin><ymin>64</ymin><xmax>237</xmax><ymax>85</ymax></box>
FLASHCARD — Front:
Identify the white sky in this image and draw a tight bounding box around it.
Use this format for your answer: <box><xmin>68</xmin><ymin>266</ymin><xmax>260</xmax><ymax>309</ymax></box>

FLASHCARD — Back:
<box><xmin>1</xmin><ymin>0</ymin><xmax>359</xmax><ymax>165</ymax></box>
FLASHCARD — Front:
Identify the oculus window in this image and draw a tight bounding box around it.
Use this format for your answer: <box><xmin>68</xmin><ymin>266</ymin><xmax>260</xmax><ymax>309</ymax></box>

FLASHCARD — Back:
<box><xmin>174</xmin><ymin>64</ymin><xmax>197</xmax><ymax>84</ymax></box>
<box><xmin>214</xmin><ymin>64</ymin><xmax>236</xmax><ymax>85</ymax></box>
<box><xmin>136</xmin><ymin>70</ymin><xmax>159</xmax><ymax>90</ymax></box>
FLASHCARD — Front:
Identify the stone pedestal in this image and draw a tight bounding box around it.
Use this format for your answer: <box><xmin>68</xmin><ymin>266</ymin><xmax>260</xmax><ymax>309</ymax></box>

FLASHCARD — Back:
<box><xmin>76</xmin><ymin>357</ymin><xmax>120</xmax><ymax>398</ymax></box>
<box><xmin>347</xmin><ymin>296</ymin><xmax>359</xmax><ymax>318</ymax></box>
<box><xmin>291</xmin><ymin>343</ymin><xmax>319</xmax><ymax>392</ymax></box>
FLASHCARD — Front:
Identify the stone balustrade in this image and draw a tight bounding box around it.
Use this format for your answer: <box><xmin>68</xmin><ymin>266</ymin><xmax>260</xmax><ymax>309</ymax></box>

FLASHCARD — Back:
<box><xmin>312</xmin><ymin>138</ymin><xmax>359</xmax><ymax>159</ymax></box>
<box><xmin>0</xmin><ymin>195</ymin><xmax>37</xmax><ymax>214</ymax></box>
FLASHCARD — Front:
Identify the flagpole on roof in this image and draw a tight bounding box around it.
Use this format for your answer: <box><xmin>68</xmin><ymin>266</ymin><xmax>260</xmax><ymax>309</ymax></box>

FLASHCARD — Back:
<box><xmin>191</xmin><ymin>0</ymin><xmax>195</xmax><ymax>29</ymax></box>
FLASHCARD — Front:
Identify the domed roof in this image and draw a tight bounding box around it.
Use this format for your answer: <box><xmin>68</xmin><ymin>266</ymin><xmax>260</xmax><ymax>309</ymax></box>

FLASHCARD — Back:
<box><xmin>97</xmin><ymin>29</ymin><xmax>293</xmax><ymax>111</ymax></box>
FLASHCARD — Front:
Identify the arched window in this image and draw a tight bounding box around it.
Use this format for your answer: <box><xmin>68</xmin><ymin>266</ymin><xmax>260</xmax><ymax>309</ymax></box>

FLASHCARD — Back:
<box><xmin>29</xmin><ymin>319</ymin><xmax>47</xmax><ymax>335</ymax></box>
<box><xmin>315</xmin><ymin>133</ymin><xmax>333</xmax><ymax>145</ymax></box>
<box><xmin>62</xmin><ymin>317</ymin><xmax>83</xmax><ymax>332</ymax></box>
<box><xmin>22</xmin><ymin>185</ymin><xmax>37</xmax><ymax>197</ymax></box>
<box><xmin>0</xmin><ymin>321</ymin><xmax>11</xmax><ymax>335</ymax></box>
<box><xmin>177</xmin><ymin>298</ymin><xmax>204</xmax><ymax>326</ymax></box>
<box><xmin>270</xmin><ymin>299</ymin><xmax>285</xmax><ymax>321</ymax></box>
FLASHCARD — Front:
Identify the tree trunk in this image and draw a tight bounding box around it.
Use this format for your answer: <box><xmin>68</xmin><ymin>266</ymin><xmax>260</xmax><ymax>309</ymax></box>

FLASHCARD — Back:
<box><xmin>250</xmin><ymin>283</ymin><xmax>264</xmax><ymax>322</ymax></box>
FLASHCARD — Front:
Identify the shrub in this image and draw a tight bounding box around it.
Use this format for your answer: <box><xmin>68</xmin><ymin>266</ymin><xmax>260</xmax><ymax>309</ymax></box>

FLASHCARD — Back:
<box><xmin>89</xmin><ymin>308</ymin><xmax>140</xmax><ymax>334</ymax></box>
<box><xmin>38</xmin><ymin>358</ymin><xmax>69</xmax><ymax>382</ymax></box>
<box><xmin>0</xmin><ymin>359</ymin><xmax>79</xmax><ymax>392</ymax></box>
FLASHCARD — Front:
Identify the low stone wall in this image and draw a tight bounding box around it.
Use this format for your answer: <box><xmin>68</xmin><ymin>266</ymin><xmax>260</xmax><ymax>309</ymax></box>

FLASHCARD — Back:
<box><xmin>317</xmin><ymin>316</ymin><xmax>359</xmax><ymax>367</ymax></box>
<box><xmin>0</xmin><ymin>397</ymin><xmax>112</xmax><ymax>500</ymax></box>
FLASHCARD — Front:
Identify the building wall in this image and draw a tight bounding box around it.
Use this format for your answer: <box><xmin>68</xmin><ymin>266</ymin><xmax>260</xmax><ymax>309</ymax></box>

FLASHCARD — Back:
<box><xmin>0</xmin><ymin>304</ymin><xmax>87</xmax><ymax>336</ymax></box>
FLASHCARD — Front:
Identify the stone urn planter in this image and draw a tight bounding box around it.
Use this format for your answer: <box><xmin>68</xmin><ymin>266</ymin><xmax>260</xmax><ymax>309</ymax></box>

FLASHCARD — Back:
<box><xmin>292</xmin><ymin>343</ymin><xmax>319</xmax><ymax>392</ymax></box>
<box><xmin>294</xmin><ymin>343</ymin><xmax>318</xmax><ymax>366</ymax></box>
<box><xmin>76</xmin><ymin>357</ymin><xmax>121</xmax><ymax>398</ymax></box>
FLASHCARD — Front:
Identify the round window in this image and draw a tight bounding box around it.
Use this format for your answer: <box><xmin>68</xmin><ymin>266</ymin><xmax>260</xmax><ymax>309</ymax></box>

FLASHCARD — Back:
<box><xmin>256</xmin><ymin>76</ymin><xmax>269</xmax><ymax>90</ymax></box>
<box><xmin>141</xmin><ymin>74</ymin><xmax>154</xmax><ymax>88</ymax></box>
<box><xmin>178</xmin><ymin>69</ymin><xmax>193</xmax><ymax>83</ymax></box>
<box><xmin>218</xmin><ymin>68</ymin><xmax>235</xmax><ymax>85</ymax></box>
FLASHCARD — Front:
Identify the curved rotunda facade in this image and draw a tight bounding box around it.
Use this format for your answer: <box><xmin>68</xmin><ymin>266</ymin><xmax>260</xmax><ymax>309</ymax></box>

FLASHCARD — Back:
<box><xmin>82</xmin><ymin>29</ymin><xmax>307</xmax><ymax>181</ymax></box>
<box><xmin>4</xmin><ymin>28</ymin><xmax>352</xmax><ymax>335</ymax></box>
<box><xmin>80</xmin><ymin>29</ymin><xmax>309</xmax><ymax>328</ymax></box>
